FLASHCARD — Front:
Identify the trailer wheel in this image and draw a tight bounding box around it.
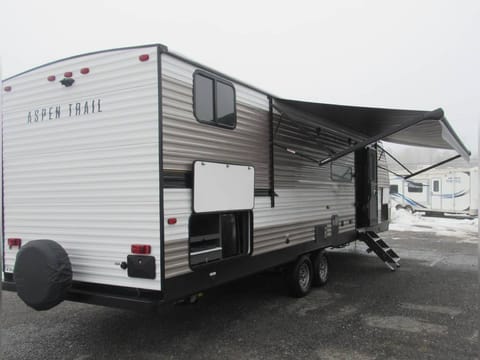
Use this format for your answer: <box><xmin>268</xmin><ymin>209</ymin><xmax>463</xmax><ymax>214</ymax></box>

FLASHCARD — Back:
<box><xmin>14</xmin><ymin>240</ymin><xmax>72</xmax><ymax>311</ymax></box>
<box><xmin>312</xmin><ymin>251</ymin><xmax>329</xmax><ymax>286</ymax></box>
<box><xmin>286</xmin><ymin>255</ymin><xmax>313</xmax><ymax>297</ymax></box>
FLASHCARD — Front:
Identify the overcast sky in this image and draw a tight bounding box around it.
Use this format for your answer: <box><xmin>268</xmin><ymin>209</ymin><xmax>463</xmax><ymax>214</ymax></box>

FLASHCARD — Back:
<box><xmin>2</xmin><ymin>0</ymin><xmax>479</xmax><ymax>156</ymax></box>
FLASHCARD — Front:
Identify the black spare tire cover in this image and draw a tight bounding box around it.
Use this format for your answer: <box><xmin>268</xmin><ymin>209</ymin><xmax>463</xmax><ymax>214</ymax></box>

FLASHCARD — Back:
<box><xmin>14</xmin><ymin>239</ymin><xmax>72</xmax><ymax>311</ymax></box>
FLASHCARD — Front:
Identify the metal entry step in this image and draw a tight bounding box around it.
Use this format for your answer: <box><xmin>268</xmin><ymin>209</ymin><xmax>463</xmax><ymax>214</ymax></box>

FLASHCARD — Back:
<box><xmin>359</xmin><ymin>231</ymin><xmax>400</xmax><ymax>271</ymax></box>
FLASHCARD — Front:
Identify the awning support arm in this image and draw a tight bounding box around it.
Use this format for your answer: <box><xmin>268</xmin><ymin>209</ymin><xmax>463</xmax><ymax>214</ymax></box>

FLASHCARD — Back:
<box><xmin>274</xmin><ymin>111</ymin><xmax>285</xmax><ymax>136</ymax></box>
<box><xmin>377</xmin><ymin>165</ymin><xmax>406</xmax><ymax>179</ymax></box>
<box><xmin>377</xmin><ymin>146</ymin><xmax>385</xmax><ymax>160</ymax></box>
<box><xmin>403</xmin><ymin>155</ymin><xmax>461</xmax><ymax>179</ymax></box>
<box><xmin>376</xmin><ymin>144</ymin><xmax>413</xmax><ymax>175</ymax></box>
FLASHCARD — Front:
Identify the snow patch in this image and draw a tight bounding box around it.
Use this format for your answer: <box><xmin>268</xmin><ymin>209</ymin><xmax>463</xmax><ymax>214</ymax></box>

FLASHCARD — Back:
<box><xmin>457</xmin><ymin>239</ymin><xmax>478</xmax><ymax>244</ymax></box>
<box><xmin>390</xmin><ymin>208</ymin><xmax>478</xmax><ymax>239</ymax></box>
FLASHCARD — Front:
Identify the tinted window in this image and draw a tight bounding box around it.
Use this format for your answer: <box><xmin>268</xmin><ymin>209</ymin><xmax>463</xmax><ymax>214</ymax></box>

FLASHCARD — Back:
<box><xmin>193</xmin><ymin>72</ymin><xmax>236</xmax><ymax>129</ymax></box>
<box><xmin>331</xmin><ymin>163</ymin><xmax>353</xmax><ymax>182</ymax></box>
<box><xmin>390</xmin><ymin>185</ymin><xmax>399</xmax><ymax>194</ymax></box>
<box><xmin>407</xmin><ymin>182</ymin><xmax>423</xmax><ymax>193</ymax></box>
<box><xmin>194</xmin><ymin>74</ymin><xmax>214</xmax><ymax>123</ymax></box>
<box><xmin>216</xmin><ymin>82</ymin><xmax>235</xmax><ymax>127</ymax></box>
<box><xmin>433</xmin><ymin>180</ymin><xmax>439</xmax><ymax>192</ymax></box>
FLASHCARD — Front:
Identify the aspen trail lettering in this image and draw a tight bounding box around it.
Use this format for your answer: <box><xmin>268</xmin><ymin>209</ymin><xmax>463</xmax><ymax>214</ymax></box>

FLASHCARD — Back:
<box><xmin>26</xmin><ymin>98</ymin><xmax>102</xmax><ymax>124</ymax></box>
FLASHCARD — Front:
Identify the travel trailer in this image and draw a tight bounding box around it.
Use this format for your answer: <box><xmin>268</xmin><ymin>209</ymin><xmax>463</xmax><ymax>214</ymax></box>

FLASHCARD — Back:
<box><xmin>1</xmin><ymin>44</ymin><xmax>470</xmax><ymax>311</ymax></box>
<box><xmin>390</xmin><ymin>167</ymin><xmax>478</xmax><ymax>216</ymax></box>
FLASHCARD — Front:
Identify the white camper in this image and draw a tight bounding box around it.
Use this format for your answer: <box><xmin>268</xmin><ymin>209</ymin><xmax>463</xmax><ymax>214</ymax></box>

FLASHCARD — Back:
<box><xmin>390</xmin><ymin>167</ymin><xmax>478</xmax><ymax>216</ymax></box>
<box><xmin>1</xmin><ymin>44</ymin><xmax>470</xmax><ymax>311</ymax></box>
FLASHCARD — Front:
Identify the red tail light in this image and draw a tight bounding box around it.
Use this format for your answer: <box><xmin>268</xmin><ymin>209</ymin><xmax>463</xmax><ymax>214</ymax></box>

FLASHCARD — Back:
<box><xmin>167</xmin><ymin>218</ymin><xmax>177</xmax><ymax>225</ymax></box>
<box><xmin>4</xmin><ymin>86</ymin><xmax>12</xmax><ymax>92</ymax></box>
<box><xmin>139</xmin><ymin>54</ymin><xmax>149</xmax><ymax>62</ymax></box>
<box><xmin>64</xmin><ymin>71</ymin><xmax>73</xmax><ymax>78</ymax></box>
<box><xmin>8</xmin><ymin>238</ymin><xmax>22</xmax><ymax>249</ymax></box>
<box><xmin>131</xmin><ymin>244</ymin><xmax>151</xmax><ymax>254</ymax></box>
<box><xmin>47</xmin><ymin>75</ymin><xmax>56</xmax><ymax>82</ymax></box>
<box><xmin>80</xmin><ymin>67</ymin><xmax>90</xmax><ymax>75</ymax></box>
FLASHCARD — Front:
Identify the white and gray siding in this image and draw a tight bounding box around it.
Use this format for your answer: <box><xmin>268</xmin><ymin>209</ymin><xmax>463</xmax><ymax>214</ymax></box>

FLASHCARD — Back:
<box><xmin>161</xmin><ymin>54</ymin><xmax>365</xmax><ymax>279</ymax></box>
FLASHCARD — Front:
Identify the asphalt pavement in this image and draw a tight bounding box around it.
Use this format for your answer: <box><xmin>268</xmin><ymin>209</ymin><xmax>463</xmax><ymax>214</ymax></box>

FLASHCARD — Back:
<box><xmin>1</xmin><ymin>228</ymin><xmax>478</xmax><ymax>360</ymax></box>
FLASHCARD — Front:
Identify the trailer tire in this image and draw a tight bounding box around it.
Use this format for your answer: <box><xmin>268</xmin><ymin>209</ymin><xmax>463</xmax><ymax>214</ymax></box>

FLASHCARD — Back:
<box><xmin>14</xmin><ymin>240</ymin><xmax>72</xmax><ymax>311</ymax></box>
<box><xmin>286</xmin><ymin>255</ymin><xmax>313</xmax><ymax>298</ymax></box>
<box><xmin>312</xmin><ymin>251</ymin><xmax>329</xmax><ymax>286</ymax></box>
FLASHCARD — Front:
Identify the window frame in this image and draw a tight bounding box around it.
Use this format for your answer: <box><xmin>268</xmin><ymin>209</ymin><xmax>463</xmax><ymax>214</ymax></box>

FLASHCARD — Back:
<box><xmin>330</xmin><ymin>162</ymin><xmax>353</xmax><ymax>183</ymax></box>
<box><xmin>193</xmin><ymin>70</ymin><xmax>237</xmax><ymax>130</ymax></box>
<box><xmin>407</xmin><ymin>181</ymin><xmax>424</xmax><ymax>193</ymax></box>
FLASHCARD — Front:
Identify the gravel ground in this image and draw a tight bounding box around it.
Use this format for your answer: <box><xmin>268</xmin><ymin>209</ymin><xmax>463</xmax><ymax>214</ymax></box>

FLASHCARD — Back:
<box><xmin>1</xmin><ymin>229</ymin><xmax>478</xmax><ymax>360</ymax></box>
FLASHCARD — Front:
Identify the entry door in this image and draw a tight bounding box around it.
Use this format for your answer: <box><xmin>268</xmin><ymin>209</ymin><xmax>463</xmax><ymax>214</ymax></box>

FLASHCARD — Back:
<box><xmin>431</xmin><ymin>178</ymin><xmax>441</xmax><ymax>210</ymax></box>
<box><xmin>367</xmin><ymin>148</ymin><xmax>378</xmax><ymax>225</ymax></box>
<box><xmin>355</xmin><ymin>147</ymin><xmax>378</xmax><ymax>227</ymax></box>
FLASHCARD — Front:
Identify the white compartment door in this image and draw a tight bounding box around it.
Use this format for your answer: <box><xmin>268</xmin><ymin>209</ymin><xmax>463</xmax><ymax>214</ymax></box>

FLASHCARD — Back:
<box><xmin>193</xmin><ymin>161</ymin><xmax>255</xmax><ymax>213</ymax></box>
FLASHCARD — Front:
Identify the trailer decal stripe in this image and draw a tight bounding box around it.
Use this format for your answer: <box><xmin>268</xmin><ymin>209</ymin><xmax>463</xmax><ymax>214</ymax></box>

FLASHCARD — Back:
<box><xmin>390</xmin><ymin>193</ymin><xmax>427</xmax><ymax>208</ymax></box>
